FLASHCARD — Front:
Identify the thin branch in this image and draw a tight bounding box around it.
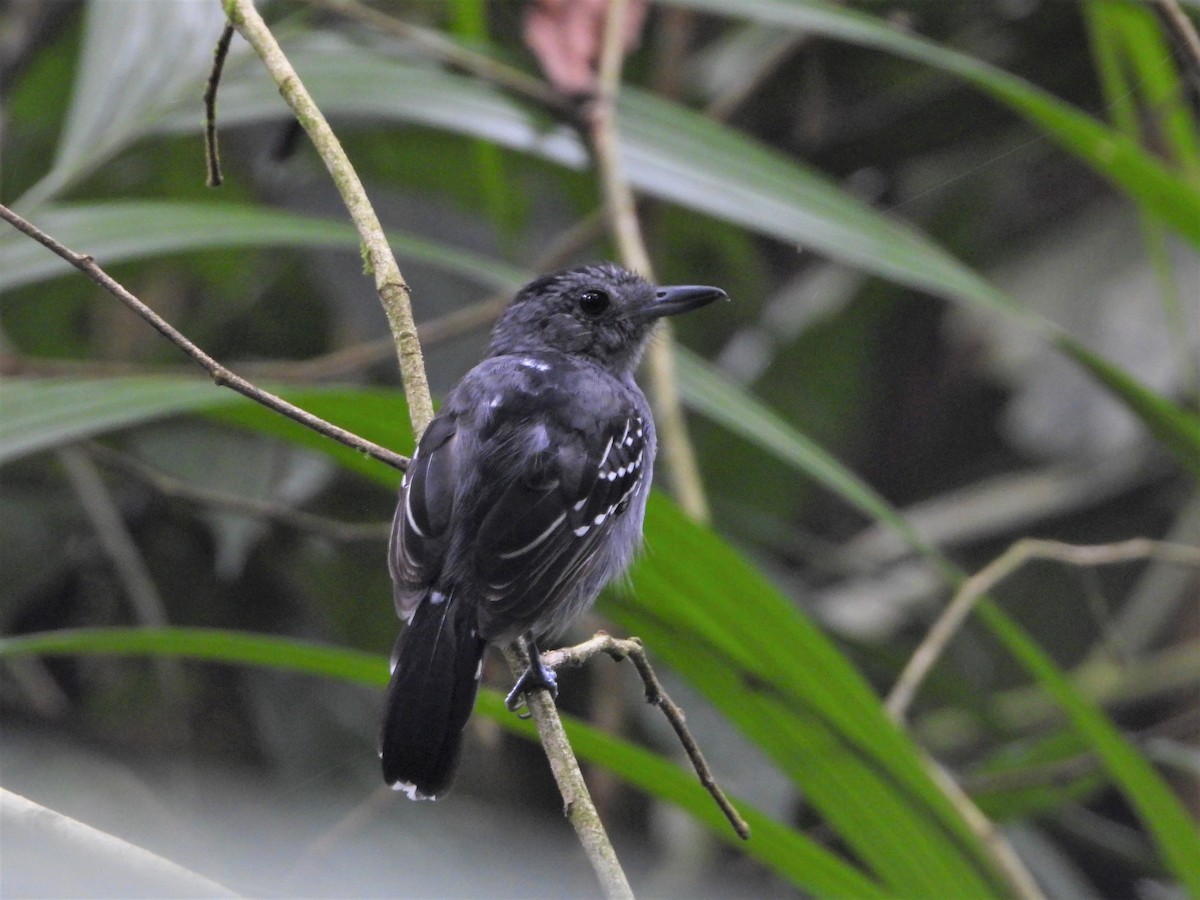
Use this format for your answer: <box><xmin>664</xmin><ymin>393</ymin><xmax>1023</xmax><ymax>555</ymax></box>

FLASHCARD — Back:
<box><xmin>1152</xmin><ymin>0</ymin><xmax>1200</xmax><ymax>94</ymax></box>
<box><xmin>542</xmin><ymin>632</ymin><xmax>751</xmax><ymax>841</ymax></box>
<box><xmin>886</xmin><ymin>538</ymin><xmax>1200</xmax><ymax>722</ymax></box>
<box><xmin>500</xmin><ymin>643</ymin><xmax>634</xmax><ymax>900</ymax></box>
<box><xmin>87</xmin><ymin>443</ymin><xmax>391</xmax><ymax>543</ymax></box>
<box><xmin>204</xmin><ymin>22</ymin><xmax>235</xmax><ymax>187</ymax></box>
<box><xmin>585</xmin><ymin>0</ymin><xmax>711</xmax><ymax>523</ymax></box>
<box><xmin>921</xmin><ymin>755</ymin><xmax>1045</xmax><ymax>900</ymax></box>
<box><xmin>0</xmin><ymin>203</ymin><xmax>409</xmax><ymax>472</ymax></box>
<box><xmin>223</xmin><ymin>0</ymin><xmax>434</xmax><ymax>434</ymax></box>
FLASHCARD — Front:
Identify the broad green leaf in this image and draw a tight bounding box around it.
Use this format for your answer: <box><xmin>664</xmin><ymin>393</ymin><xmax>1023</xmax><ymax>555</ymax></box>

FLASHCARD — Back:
<box><xmin>664</xmin><ymin>0</ymin><xmax>1200</xmax><ymax>247</ymax></box>
<box><xmin>0</xmin><ymin>377</ymin><xmax>230</xmax><ymax>463</ymax></box>
<box><xmin>151</xmin><ymin>34</ymin><xmax>1032</xmax><ymax>320</ymax></box>
<box><xmin>0</xmin><ymin>201</ymin><xmax>526</xmax><ymax>293</ymax></box>
<box><xmin>24</xmin><ymin>0</ymin><xmax>232</xmax><ymax>207</ymax></box>
<box><xmin>0</xmin><ymin>376</ymin><xmax>411</xmax><ymax>480</ymax></box>
<box><xmin>621</xmin><ymin>499</ymin><xmax>1008</xmax><ymax>895</ymax></box>
<box><xmin>0</xmin><ymin>626</ymin><xmax>886</xmax><ymax>899</ymax></box>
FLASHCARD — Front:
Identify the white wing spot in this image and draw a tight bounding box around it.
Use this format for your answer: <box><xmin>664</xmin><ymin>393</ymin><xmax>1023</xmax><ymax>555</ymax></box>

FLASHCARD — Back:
<box><xmin>518</xmin><ymin>357</ymin><xmax>551</xmax><ymax>372</ymax></box>
<box><xmin>429</xmin><ymin>590</ymin><xmax>446</xmax><ymax>605</ymax></box>
<box><xmin>573</xmin><ymin>498</ymin><xmax>587</xmax><ymax>511</ymax></box>
<box><xmin>593</xmin><ymin>512</ymin><xmax>607</xmax><ymax>526</ymax></box>
<box><xmin>574</xmin><ymin>525</ymin><xmax>590</xmax><ymax>537</ymax></box>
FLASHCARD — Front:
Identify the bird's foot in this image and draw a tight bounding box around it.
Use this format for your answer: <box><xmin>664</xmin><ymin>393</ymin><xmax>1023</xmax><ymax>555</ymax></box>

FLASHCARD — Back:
<box><xmin>505</xmin><ymin>641</ymin><xmax>558</xmax><ymax>712</ymax></box>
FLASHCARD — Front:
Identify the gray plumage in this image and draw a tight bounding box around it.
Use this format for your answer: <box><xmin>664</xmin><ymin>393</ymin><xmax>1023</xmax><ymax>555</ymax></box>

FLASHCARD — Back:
<box><xmin>381</xmin><ymin>263</ymin><xmax>725</xmax><ymax>799</ymax></box>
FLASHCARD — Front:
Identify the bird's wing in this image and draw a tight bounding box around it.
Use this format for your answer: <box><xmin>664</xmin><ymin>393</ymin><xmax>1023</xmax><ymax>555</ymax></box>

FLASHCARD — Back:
<box><xmin>389</xmin><ymin>413</ymin><xmax>460</xmax><ymax>621</ymax></box>
<box><xmin>473</xmin><ymin>408</ymin><xmax>649</xmax><ymax>636</ymax></box>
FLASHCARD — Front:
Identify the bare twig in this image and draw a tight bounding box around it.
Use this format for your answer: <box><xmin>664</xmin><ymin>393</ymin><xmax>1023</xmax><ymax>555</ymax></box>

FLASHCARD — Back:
<box><xmin>87</xmin><ymin>443</ymin><xmax>391</xmax><ymax>543</ymax></box>
<box><xmin>223</xmin><ymin>0</ymin><xmax>433</xmax><ymax>434</ymax></box>
<box><xmin>204</xmin><ymin>22</ymin><xmax>235</xmax><ymax>187</ymax></box>
<box><xmin>1152</xmin><ymin>0</ymin><xmax>1200</xmax><ymax>94</ymax></box>
<box><xmin>585</xmin><ymin>0</ymin><xmax>711</xmax><ymax>524</ymax></box>
<box><xmin>887</xmin><ymin>538</ymin><xmax>1200</xmax><ymax>722</ymax></box>
<box><xmin>542</xmin><ymin>632</ymin><xmax>752</xmax><ymax>841</ymax></box>
<box><xmin>922</xmin><ymin>756</ymin><xmax>1045</xmax><ymax>900</ymax></box>
<box><xmin>0</xmin><ymin>203</ymin><xmax>409</xmax><ymax>472</ymax></box>
<box><xmin>501</xmin><ymin>643</ymin><xmax>634</xmax><ymax>900</ymax></box>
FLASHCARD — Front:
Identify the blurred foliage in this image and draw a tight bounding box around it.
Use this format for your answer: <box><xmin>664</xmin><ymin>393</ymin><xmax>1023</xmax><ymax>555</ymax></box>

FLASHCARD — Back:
<box><xmin>2</xmin><ymin>1</ymin><xmax>1198</xmax><ymax>897</ymax></box>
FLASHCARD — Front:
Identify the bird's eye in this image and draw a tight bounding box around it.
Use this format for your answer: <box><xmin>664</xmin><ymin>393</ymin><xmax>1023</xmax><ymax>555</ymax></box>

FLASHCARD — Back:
<box><xmin>577</xmin><ymin>289</ymin><xmax>610</xmax><ymax>317</ymax></box>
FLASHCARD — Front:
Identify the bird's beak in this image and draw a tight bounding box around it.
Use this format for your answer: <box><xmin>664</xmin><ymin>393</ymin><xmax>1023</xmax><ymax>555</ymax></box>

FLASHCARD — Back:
<box><xmin>635</xmin><ymin>284</ymin><xmax>728</xmax><ymax>321</ymax></box>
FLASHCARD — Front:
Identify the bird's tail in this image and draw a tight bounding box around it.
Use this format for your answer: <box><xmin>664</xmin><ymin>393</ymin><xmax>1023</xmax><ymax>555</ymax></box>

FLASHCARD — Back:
<box><xmin>380</xmin><ymin>595</ymin><xmax>486</xmax><ymax>799</ymax></box>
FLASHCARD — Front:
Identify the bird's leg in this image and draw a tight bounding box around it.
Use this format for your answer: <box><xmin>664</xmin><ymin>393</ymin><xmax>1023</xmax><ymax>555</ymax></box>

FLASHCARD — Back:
<box><xmin>505</xmin><ymin>634</ymin><xmax>559</xmax><ymax>712</ymax></box>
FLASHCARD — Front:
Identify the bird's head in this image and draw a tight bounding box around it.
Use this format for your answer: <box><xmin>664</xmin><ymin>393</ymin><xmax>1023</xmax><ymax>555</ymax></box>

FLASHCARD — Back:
<box><xmin>487</xmin><ymin>263</ymin><xmax>726</xmax><ymax>374</ymax></box>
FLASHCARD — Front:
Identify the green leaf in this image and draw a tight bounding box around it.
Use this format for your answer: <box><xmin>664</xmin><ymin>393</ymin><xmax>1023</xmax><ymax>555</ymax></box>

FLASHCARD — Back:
<box><xmin>0</xmin><ymin>377</ymin><xmax>230</xmax><ymax>464</ymax></box>
<box><xmin>25</xmin><ymin>0</ymin><xmax>231</xmax><ymax>206</ymax></box>
<box><xmin>675</xmin><ymin>347</ymin><xmax>951</xmax><ymax>574</ymax></box>
<box><xmin>0</xmin><ymin>376</ymin><xmax>411</xmax><ymax>482</ymax></box>
<box><xmin>618</xmin><ymin>499</ymin><xmax>1009</xmax><ymax>896</ymax></box>
<box><xmin>663</xmin><ymin>0</ymin><xmax>1200</xmax><ymax>247</ymax></box>
<box><xmin>0</xmin><ymin>201</ymin><xmax>526</xmax><ymax>293</ymax></box>
<box><xmin>151</xmin><ymin>34</ymin><xmax>1030</xmax><ymax>319</ymax></box>
<box><xmin>0</xmin><ymin>626</ymin><xmax>885</xmax><ymax>899</ymax></box>
<box><xmin>1057</xmin><ymin>336</ymin><xmax>1200</xmax><ymax>479</ymax></box>
<box><xmin>977</xmin><ymin>601</ymin><xmax>1200</xmax><ymax>894</ymax></box>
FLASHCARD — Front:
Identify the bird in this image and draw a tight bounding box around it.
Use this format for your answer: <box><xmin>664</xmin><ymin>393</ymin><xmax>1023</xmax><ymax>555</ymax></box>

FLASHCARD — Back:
<box><xmin>380</xmin><ymin>262</ymin><xmax>726</xmax><ymax>800</ymax></box>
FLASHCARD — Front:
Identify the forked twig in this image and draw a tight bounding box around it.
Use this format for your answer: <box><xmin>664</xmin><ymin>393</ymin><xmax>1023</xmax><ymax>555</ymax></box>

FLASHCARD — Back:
<box><xmin>887</xmin><ymin>538</ymin><xmax>1200</xmax><ymax>722</ymax></box>
<box><xmin>542</xmin><ymin>632</ymin><xmax>752</xmax><ymax>841</ymax></box>
<box><xmin>0</xmin><ymin>203</ymin><xmax>410</xmax><ymax>472</ymax></box>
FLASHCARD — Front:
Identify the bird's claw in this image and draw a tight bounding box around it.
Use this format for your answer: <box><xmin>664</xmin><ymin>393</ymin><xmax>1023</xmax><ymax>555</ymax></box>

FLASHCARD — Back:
<box><xmin>505</xmin><ymin>659</ymin><xmax>559</xmax><ymax>712</ymax></box>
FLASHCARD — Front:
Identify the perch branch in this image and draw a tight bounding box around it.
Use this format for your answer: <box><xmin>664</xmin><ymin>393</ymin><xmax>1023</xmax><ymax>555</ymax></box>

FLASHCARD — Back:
<box><xmin>0</xmin><ymin>203</ymin><xmax>408</xmax><ymax>471</ymax></box>
<box><xmin>217</xmin><ymin>4</ymin><xmax>635</xmax><ymax>894</ymax></box>
<box><xmin>886</xmin><ymin>538</ymin><xmax>1200</xmax><ymax>722</ymax></box>
<box><xmin>542</xmin><ymin>632</ymin><xmax>751</xmax><ymax>841</ymax></box>
<box><xmin>585</xmin><ymin>0</ymin><xmax>711</xmax><ymax>524</ymax></box>
<box><xmin>501</xmin><ymin>643</ymin><xmax>634</xmax><ymax>900</ymax></box>
<box><xmin>223</xmin><ymin>0</ymin><xmax>434</xmax><ymax>434</ymax></box>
